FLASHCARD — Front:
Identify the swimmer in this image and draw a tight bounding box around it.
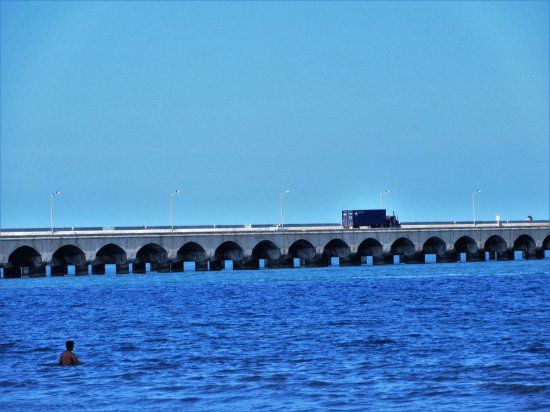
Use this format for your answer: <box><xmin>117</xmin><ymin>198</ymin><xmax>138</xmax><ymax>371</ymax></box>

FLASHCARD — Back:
<box><xmin>59</xmin><ymin>340</ymin><xmax>81</xmax><ymax>366</ymax></box>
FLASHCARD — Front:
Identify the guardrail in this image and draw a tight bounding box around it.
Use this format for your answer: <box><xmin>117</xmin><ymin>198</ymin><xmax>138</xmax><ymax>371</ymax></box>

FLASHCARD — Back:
<box><xmin>1</xmin><ymin>220</ymin><xmax>548</xmax><ymax>234</ymax></box>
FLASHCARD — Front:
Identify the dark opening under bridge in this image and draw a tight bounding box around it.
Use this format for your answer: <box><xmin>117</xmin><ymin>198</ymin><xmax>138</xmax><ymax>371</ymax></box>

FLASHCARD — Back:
<box><xmin>1</xmin><ymin>222</ymin><xmax>549</xmax><ymax>277</ymax></box>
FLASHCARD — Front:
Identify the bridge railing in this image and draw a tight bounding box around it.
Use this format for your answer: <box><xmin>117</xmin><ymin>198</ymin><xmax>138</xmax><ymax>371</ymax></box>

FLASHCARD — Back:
<box><xmin>1</xmin><ymin>220</ymin><xmax>548</xmax><ymax>236</ymax></box>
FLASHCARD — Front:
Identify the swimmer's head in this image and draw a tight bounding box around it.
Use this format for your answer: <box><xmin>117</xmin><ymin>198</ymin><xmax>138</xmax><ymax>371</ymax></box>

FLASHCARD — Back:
<box><xmin>66</xmin><ymin>340</ymin><xmax>74</xmax><ymax>351</ymax></box>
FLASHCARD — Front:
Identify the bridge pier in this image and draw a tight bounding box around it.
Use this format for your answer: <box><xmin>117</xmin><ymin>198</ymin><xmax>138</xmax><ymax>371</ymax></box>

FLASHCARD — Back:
<box><xmin>116</xmin><ymin>263</ymin><xmax>130</xmax><ymax>274</ymax></box>
<box><xmin>91</xmin><ymin>262</ymin><xmax>130</xmax><ymax>274</ymax></box>
<box><xmin>208</xmin><ymin>258</ymin><xmax>262</xmax><ymax>271</ymax></box>
<box><xmin>373</xmin><ymin>256</ymin><xmax>383</xmax><ymax>265</ymax></box>
<box><xmin>338</xmin><ymin>255</ymin><xmax>356</xmax><ymax>266</ymax></box>
<box><xmin>485</xmin><ymin>250</ymin><xmax>514</xmax><ymax>261</ymax></box>
<box><xmin>3</xmin><ymin>265</ymin><xmax>22</xmax><ymax>278</ymax></box>
<box><xmin>132</xmin><ymin>262</ymin><xmax>146</xmax><ymax>274</ymax></box>
<box><xmin>365</xmin><ymin>255</ymin><xmax>385</xmax><ymax>265</ymax></box>
<box><xmin>402</xmin><ymin>252</ymin><xmax>424</xmax><ymax>264</ymax></box>
<box><xmin>156</xmin><ymin>260</ymin><xmax>171</xmax><ymax>273</ymax></box>
<box><xmin>349</xmin><ymin>254</ymin><xmax>362</xmax><ymax>266</ymax></box>
<box><xmin>462</xmin><ymin>250</ymin><xmax>485</xmax><ymax>262</ymax></box>
<box><xmin>265</xmin><ymin>256</ymin><xmax>289</xmax><ymax>269</ymax></box>
<box><xmin>501</xmin><ymin>250</ymin><xmax>514</xmax><ymax>260</ymax></box>
<box><xmin>75</xmin><ymin>264</ymin><xmax>89</xmax><ymax>275</ymax></box>
<box><xmin>535</xmin><ymin>247</ymin><xmax>547</xmax><ymax>259</ymax></box>
<box><xmin>523</xmin><ymin>250</ymin><xmax>538</xmax><ymax>260</ymax></box>
<box><xmin>304</xmin><ymin>254</ymin><xmax>328</xmax><ymax>268</ymax></box>
<box><xmin>383</xmin><ymin>254</ymin><xmax>395</xmax><ymax>264</ymax></box>
<box><xmin>91</xmin><ymin>263</ymin><xmax>105</xmax><ymax>275</ymax></box>
<box><xmin>50</xmin><ymin>265</ymin><xmax>66</xmax><ymax>276</ymax></box>
<box><xmin>437</xmin><ymin>252</ymin><xmax>458</xmax><ymax>263</ymax></box>
<box><xmin>136</xmin><ymin>261</ymin><xmax>169</xmax><ymax>273</ymax></box>
<box><xmin>170</xmin><ymin>261</ymin><xmax>183</xmax><ymax>273</ymax></box>
<box><xmin>170</xmin><ymin>260</ymin><xmax>209</xmax><ymax>272</ymax></box>
<box><xmin>196</xmin><ymin>261</ymin><xmax>209</xmax><ymax>271</ymax></box>
<box><xmin>14</xmin><ymin>264</ymin><xmax>47</xmax><ymax>277</ymax></box>
<box><xmin>209</xmin><ymin>259</ymin><xmax>224</xmax><ymax>271</ymax></box>
<box><xmin>236</xmin><ymin>257</ymin><xmax>260</xmax><ymax>270</ymax></box>
<box><xmin>28</xmin><ymin>264</ymin><xmax>46</xmax><ymax>277</ymax></box>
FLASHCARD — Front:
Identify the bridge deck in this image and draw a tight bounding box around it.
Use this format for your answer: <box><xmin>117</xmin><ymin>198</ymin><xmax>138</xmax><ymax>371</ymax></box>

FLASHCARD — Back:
<box><xmin>1</xmin><ymin>222</ymin><xmax>548</xmax><ymax>238</ymax></box>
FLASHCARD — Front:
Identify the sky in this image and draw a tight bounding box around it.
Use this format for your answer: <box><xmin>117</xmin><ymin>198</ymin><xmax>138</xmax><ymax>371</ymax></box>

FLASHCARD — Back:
<box><xmin>1</xmin><ymin>1</ymin><xmax>549</xmax><ymax>229</ymax></box>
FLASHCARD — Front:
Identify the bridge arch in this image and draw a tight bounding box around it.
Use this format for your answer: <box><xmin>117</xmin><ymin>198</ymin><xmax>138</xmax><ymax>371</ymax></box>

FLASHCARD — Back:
<box><xmin>484</xmin><ymin>235</ymin><xmax>507</xmax><ymax>253</ymax></box>
<box><xmin>422</xmin><ymin>237</ymin><xmax>447</xmax><ymax>256</ymax></box>
<box><xmin>357</xmin><ymin>238</ymin><xmax>383</xmax><ymax>257</ymax></box>
<box><xmin>252</xmin><ymin>240</ymin><xmax>281</xmax><ymax>260</ymax></box>
<box><xmin>215</xmin><ymin>241</ymin><xmax>243</xmax><ymax>261</ymax></box>
<box><xmin>177</xmin><ymin>242</ymin><xmax>207</xmax><ymax>262</ymax></box>
<box><xmin>454</xmin><ymin>236</ymin><xmax>478</xmax><ymax>254</ymax></box>
<box><xmin>8</xmin><ymin>246</ymin><xmax>42</xmax><ymax>268</ymax></box>
<box><xmin>135</xmin><ymin>243</ymin><xmax>168</xmax><ymax>264</ymax></box>
<box><xmin>544</xmin><ymin>235</ymin><xmax>550</xmax><ymax>250</ymax></box>
<box><xmin>288</xmin><ymin>239</ymin><xmax>316</xmax><ymax>259</ymax></box>
<box><xmin>391</xmin><ymin>238</ymin><xmax>415</xmax><ymax>256</ymax></box>
<box><xmin>323</xmin><ymin>239</ymin><xmax>351</xmax><ymax>258</ymax></box>
<box><xmin>513</xmin><ymin>235</ymin><xmax>536</xmax><ymax>257</ymax></box>
<box><xmin>95</xmin><ymin>243</ymin><xmax>127</xmax><ymax>264</ymax></box>
<box><xmin>51</xmin><ymin>245</ymin><xmax>87</xmax><ymax>266</ymax></box>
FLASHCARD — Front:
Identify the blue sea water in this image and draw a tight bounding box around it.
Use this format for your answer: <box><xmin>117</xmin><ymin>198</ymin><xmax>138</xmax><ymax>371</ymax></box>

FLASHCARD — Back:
<box><xmin>0</xmin><ymin>260</ymin><xmax>549</xmax><ymax>411</ymax></box>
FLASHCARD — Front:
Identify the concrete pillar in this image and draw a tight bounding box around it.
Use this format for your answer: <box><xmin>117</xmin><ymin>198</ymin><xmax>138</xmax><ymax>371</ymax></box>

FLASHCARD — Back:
<box><xmin>156</xmin><ymin>260</ymin><xmax>171</xmax><ymax>273</ymax></box>
<box><xmin>383</xmin><ymin>254</ymin><xmax>394</xmax><ymax>264</ymax></box>
<box><xmin>116</xmin><ymin>263</ymin><xmax>130</xmax><ymax>274</ymax></box>
<box><xmin>466</xmin><ymin>250</ymin><xmax>485</xmax><ymax>262</ymax></box>
<box><xmin>132</xmin><ymin>262</ymin><xmax>146</xmax><ymax>274</ymax></box>
<box><xmin>170</xmin><ymin>261</ymin><xmax>183</xmax><ymax>273</ymax></box>
<box><xmin>438</xmin><ymin>251</ymin><xmax>457</xmax><ymax>263</ymax></box>
<box><xmin>29</xmin><ymin>264</ymin><xmax>47</xmax><ymax>277</ymax></box>
<box><xmin>349</xmin><ymin>254</ymin><xmax>361</xmax><ymax>266</ymax></box>
<box><xmin>235</xmin><ymin>257</ymin><xmax>259</xmax><ymax>270</ymax></box>
<box><xmin>338</xmin><ymin>255</ymin><xmax>355</xmax><ymax>266</ymax></box>
<box><xmin>304</xmin><ymin>254</ymin><xmax>328</xmax><ymax>267</ymax></box>
<box><xmin>196</xmin><ymin>261</ymin><xmax>209</xmax><ymax>271</ymax></box>
<box><xmin>75</xmin><ymin>264</ymin><xmax>89</xmax><ymax>275</ymax></box>
<box><xmin>50</xmin><ymin>265</ymin><xmax>66</xmax><ymax>276</ymax></box>
<box><xmin>403</xmin><ymin>252</ymin><xmax>423</xmax><ymax>264</ymax></box>
<box><xmin>92</xmin><ymin>264</ymin><xmax>105</xmax><ymax>275</ymax></box>
<box><xmin>209</xmin><ymin>259</ymin><xmax>224</xmax><ymax>271</ymax></box>
<box><xmin>499</xmin><ymin>249</ymin><xmax>514</xmax><ymax>260</ymax></box>
<box><xmin>267</xmin><ymin>255</ymin><xmax>293</xmax><ymax>269</ymax></box>
<box><xmin>3</xmin><ymin>265</ymin><xmax>21</xmax><ymax>278</ymax></box>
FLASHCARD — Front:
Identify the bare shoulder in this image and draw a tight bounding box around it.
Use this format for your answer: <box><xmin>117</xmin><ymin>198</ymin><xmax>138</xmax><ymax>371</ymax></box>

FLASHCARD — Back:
<box><xmin>60</xmin><ymin>350</ymin><xmax>81</xmax><ymax>366</ymax></box>
<box><xmin>70</xmin><ymin>352</ymin><xmax>81</xmax><ymax>365</ymax></box>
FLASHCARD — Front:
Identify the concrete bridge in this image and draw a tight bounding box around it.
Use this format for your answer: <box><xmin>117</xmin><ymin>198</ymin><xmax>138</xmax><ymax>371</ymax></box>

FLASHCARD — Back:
<box><xmin>1</xmin><ymin>222</ymin><xmax>549</xmax><ymax>277</ymax></box>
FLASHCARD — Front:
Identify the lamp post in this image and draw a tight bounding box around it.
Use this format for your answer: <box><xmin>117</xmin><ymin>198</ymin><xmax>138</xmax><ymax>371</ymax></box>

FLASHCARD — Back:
<box><xmin>280</xmin><ymin>190</ymin><xmax>290</xmax><ymax>228</ymax></box>
<box><xmin>380</xmin><ymin>189</ymin><xmax>390</xmax><ymax>208</ymax></box>
<box><xmin>472</xmin><ymin>189</ymin><xmax>481</xmax><ymax>226</ymax></box>
<box><xmin>170</xmin><ymin>189</ymin><xmax>181</xmax><ymax>231</ymax></box>
<box><xmin>50</xmin><ymin>191</ymin><xmax>61</xmax><ymax>233</ymax></box>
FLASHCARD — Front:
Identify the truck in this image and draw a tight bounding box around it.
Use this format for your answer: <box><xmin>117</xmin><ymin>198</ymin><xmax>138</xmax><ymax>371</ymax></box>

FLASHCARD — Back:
<box><xmin>342</xmin><ymin>209</ymin><xmax>400</xmax><ymax>229</ymax></box>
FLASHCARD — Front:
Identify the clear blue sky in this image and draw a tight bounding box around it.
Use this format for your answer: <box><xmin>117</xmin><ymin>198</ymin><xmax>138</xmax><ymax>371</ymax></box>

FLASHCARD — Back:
<box><xmin>1</xmin><ymin>1</ymin><xmax>548</xmax><ymax>228</ymax></box>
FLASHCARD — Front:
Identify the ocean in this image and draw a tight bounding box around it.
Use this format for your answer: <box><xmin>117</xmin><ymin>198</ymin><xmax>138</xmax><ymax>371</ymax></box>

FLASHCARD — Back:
<box><xmin>0</xmin><ymin>260</ymin><xmax>549</xmax><ymax>411</ymax></box>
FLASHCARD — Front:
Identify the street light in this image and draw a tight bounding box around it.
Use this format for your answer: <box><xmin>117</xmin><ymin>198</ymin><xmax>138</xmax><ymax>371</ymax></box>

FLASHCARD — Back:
<box><xmin>472</xmin><ymin>189</ymin><xmax>481</xmax><ymax>226</ymax></box>
<box><xmin>50</xmin><ymin>191</ymin><xmax>61</xmax><ymax>233</ymax></box>
<box><xmin>170</xmin><ymin>189</ymin><xmax>181</xmax><ymax>231</ymax></box>
<box><xmin>280</xmin><ymin>190</ymin><xmax>290</xmax><ymax>228</ymax></box>
<box><xmin>380</xmin><ymin>189</ymin><xmax>390</xmax><ymax>208</ymax></box>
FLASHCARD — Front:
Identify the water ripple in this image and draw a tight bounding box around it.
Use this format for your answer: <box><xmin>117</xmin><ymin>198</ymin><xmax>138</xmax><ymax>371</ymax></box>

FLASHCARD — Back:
<box><xmin>0</xmin><ymin>260</ymin><xmax>548</xmax><ymax>411</ymax></box>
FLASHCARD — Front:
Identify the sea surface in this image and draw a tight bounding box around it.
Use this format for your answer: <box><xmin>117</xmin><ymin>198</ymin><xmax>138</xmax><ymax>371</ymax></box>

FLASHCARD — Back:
<box><xmin>0</xmin><ymin>260</ymin><xmax>549</xmax><ymax>411</ymax></box>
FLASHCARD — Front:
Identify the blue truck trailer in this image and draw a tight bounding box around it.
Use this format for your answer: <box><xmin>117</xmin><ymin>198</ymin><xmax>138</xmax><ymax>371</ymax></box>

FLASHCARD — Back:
<box><xmin>342</xmin><ymin>209</ymin><xmax>400</xmax><ymax>228</ymax></box>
